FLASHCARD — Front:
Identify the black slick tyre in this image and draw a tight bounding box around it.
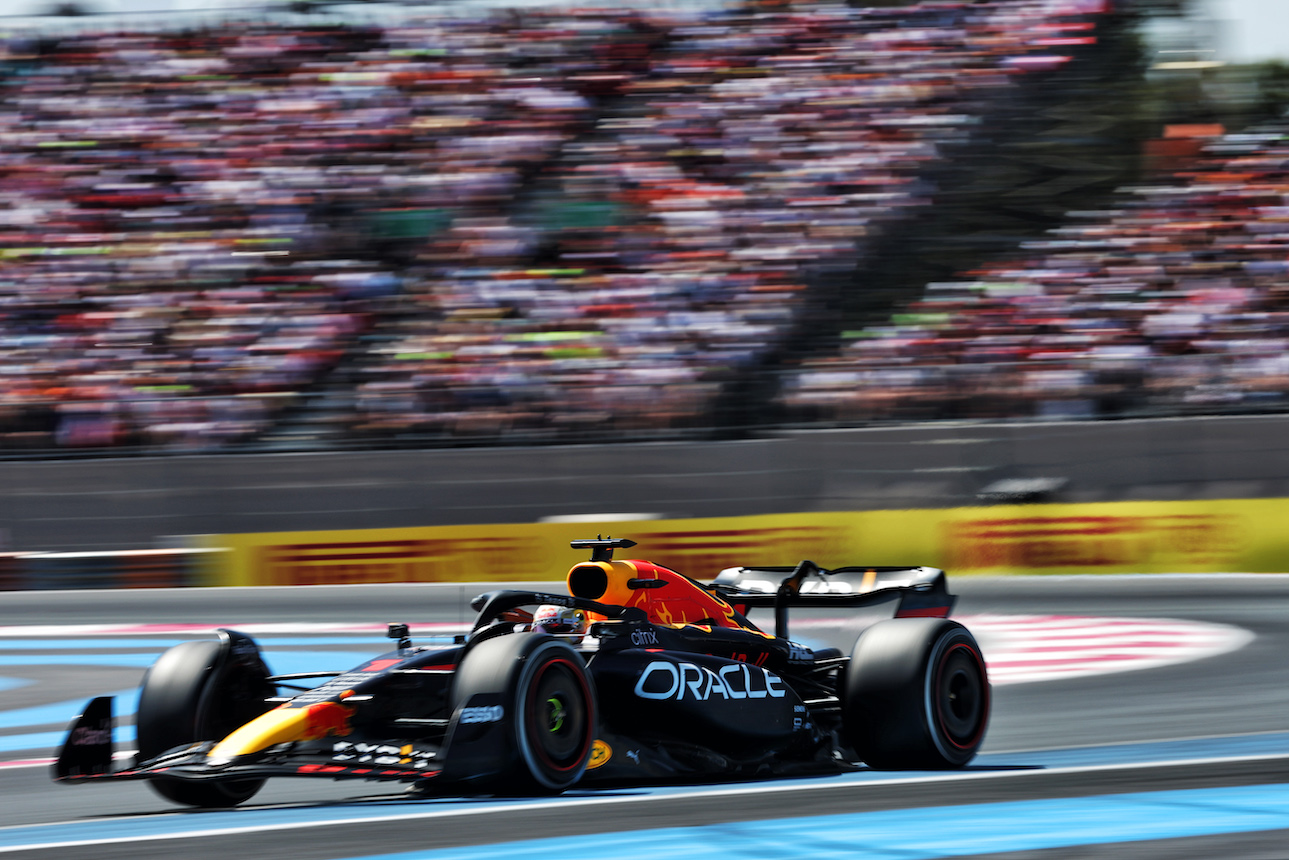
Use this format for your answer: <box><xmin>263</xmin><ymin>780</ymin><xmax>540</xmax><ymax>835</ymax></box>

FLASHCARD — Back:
<box><xmin>135</xmin><ymin>639</ymin><xmax>270</xmax><ymax>807</ymax></box>
<box><xmin>452</xmin><ymin>634</ymin><xmax>597</xmax><ymax>793</ymax></box>
<box><xmin>842</xmin><ymin>617</ymin><xmax>989</xmax><ymax>769</ymax></box>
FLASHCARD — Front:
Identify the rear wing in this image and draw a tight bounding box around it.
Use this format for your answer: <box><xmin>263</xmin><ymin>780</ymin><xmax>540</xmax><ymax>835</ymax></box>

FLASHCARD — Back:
<box><xmin>710</xmin><ymin>560</ymin><xmax>955</xmax><ymax>639</ymax></box>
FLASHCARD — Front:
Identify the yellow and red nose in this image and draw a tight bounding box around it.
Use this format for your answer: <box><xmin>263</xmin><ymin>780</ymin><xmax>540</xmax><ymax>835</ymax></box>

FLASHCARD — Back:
<box><xmin>207</xmin><ymin>701</ymin><xmax>355</xmax><ymax>765</ymax></box>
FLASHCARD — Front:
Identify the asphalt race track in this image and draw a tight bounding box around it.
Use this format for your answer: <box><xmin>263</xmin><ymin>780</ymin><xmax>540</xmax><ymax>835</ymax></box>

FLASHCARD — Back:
<box><xmin>0</xmin><ymin>575</ymin><xmax>1287</xmax><ymax>860</ymax></box>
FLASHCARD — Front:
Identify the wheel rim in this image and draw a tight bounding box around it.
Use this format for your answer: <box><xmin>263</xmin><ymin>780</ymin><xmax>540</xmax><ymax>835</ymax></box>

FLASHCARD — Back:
<box><xmin>525</xmin><ymin>658</ymin><xmax>591</xmax><ymax>773</ymax></box>
<box><xmin>934</xmin><ymin>642</ymin><xmax>986</xmax><ymax>750</ymax></box>
<box><xmin>546</xmin><ymin>696</ymin><xmax>567</xmax><ymax>734</ymax></box>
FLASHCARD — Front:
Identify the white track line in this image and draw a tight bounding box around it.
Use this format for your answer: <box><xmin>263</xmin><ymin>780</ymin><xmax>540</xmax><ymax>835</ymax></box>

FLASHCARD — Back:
<box><xmin>3</xmin><ymin>753</ymin><xmax>1288</xmax><ymax>854</ymax></box>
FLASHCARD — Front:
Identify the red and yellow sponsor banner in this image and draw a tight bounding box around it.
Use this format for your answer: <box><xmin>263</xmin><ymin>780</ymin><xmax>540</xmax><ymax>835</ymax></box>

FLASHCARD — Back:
<box><xmin>193</xmin><ymin>498</ymin><xmax>1289</xmax><ymax>586</ymax></box>
<box><xmin>198</xmin><ymin>516</ymin><xmax>884</xmax><ymax>587</ymax></box>
<box><xmin>939</xmin><ymin>503</ymin><xmax>1249</xmax><ymax>574</ymax></box>
<box><xmin>253</xmin><ymin>535</ymin><xmax>540</xmax><ymax>587</ymax></box>
<box><xmin>942</xmin><ymin>498</ymin><xmax>1288</xmax><ymax>574</ymax></box>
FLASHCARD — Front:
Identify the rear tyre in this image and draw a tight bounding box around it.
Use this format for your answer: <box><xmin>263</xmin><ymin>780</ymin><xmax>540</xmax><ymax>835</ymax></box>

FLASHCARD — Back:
<box><xmin>842</xmin><ymin>618</ymin><xmax>989</xmax><ymax>769</ymax></box>
<box><xmin>453</xmin><ymin>634</ymin><xmax>596</xmax><ymax>793</ymax></box>
<box><xmin>135</xmin><ymin>637</ymin><xmax>273</xmax><ymax>807</ymax></box>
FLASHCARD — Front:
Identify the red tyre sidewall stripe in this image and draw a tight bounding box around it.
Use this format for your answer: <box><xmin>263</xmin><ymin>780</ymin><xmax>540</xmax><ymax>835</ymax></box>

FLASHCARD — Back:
<box><xmin>526</xmin><ymin>656</ymin><xmax>595</xmax><ymax>773</ymax></box>
<box><xmin>933</xmin><ymin>640</ymin><xmax>989</xmax><ymax>751</ymax></box>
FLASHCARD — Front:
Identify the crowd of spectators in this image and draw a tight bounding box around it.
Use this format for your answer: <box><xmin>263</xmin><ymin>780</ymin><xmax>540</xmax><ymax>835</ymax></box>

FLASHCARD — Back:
<box><xmin>0</xmin><ymin>0</ymin><xmax>1142</xmax><ymax>451</ymax></box>
<box><xmin>340</xmin><ymin>0</ymin><xmax>1115</xmax><ymax>443</ymax></box>
<box><xmin>776</xmin><ymin>122</ymin><xmax>1289</xmax><ymax>424</ymax></box>
<box><xmin>0</xmin><ymin>10</ymin><xmax>614</xmax><ymax>447</ymax></box>
<box><xmin>342</xmin><ymin>0</ymin><xmax>1036</xmax><ymax>443</ymax></box>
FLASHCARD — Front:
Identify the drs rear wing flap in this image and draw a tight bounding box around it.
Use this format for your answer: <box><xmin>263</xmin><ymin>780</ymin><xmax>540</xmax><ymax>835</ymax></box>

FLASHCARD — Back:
<box><xmin>712</xmin><ymin>562</ymin><xmax>956</xmax><ymax>627</ymax></box>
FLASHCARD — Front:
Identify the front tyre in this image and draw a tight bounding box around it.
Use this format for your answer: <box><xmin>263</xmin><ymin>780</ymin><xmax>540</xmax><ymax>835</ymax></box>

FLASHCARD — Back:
<box><xmin>135</xmin><ymin>635</ymin><xmax>273</xmax><ymax>807</ymax></box>
<box><xmin>452</xmin><ymin>634</ymin><xmax>597</xmax><ymax>793</ymax></box>
<box><xmin>843</xmin><ymin>618</ymin><xmax>989</xmax><ymax>769</ymax></box>
<box><xmin>514</xmin><ymin>638</ymin><xmax>595</xmax><ymax>790</ymax></box>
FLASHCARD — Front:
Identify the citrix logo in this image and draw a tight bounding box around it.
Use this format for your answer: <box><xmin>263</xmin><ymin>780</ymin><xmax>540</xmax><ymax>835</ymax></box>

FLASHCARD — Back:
<box><xmin>630</xmin><ymin>628</ymin><xmax>659</xmax><ymax>646</ymax></box>
<box><xmin>633</xmin><ymin>660</ymin><xmax>787</xmax><ymax>701</ymax></box>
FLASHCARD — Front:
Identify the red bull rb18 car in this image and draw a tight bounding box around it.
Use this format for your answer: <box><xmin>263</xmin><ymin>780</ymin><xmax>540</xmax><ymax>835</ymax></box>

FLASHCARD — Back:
<box><xmin>54</xmin><ymin>537</ymin><xmax>990</xmax><ymax>806</ymax></box>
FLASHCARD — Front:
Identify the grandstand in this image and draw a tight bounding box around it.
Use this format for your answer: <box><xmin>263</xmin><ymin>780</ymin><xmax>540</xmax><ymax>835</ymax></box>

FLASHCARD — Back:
<box><xmin>777</xmin><ymin>122</ymin><xmax>1289</xmax><ymax>424</ymax></box>
<box><xmin>1</xmin><ymin>0</ymin><xmax>1284</xmax><ymax>456</ymax></box>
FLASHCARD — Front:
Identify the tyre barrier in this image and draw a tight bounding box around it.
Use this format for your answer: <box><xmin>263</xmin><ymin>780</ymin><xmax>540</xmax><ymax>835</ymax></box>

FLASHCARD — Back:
<box><xmin>2</xmin><ymin>548</ymin><xmax>226</xmax><ymax>591</ymax></box>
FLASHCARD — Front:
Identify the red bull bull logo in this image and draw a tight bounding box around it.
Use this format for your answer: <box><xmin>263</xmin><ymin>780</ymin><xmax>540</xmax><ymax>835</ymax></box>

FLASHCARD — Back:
<box><xmin>301</xmin><ymin>702</ymin><xmax>355</xmax><ymax>740</ymax></box>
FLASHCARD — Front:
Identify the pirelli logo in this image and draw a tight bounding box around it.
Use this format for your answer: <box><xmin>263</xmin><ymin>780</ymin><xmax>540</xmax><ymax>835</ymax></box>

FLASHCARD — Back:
<box><xmin>260</xmin><ymin>537</ymin><xmax>537</xmax><ymax>586</ymax></box>
<box><xmin>640</xmin><ymin>528</ymin><xmax>838</xmax><ymax>575</ymax></box>
<box><xmin>945</xmin><ymin>514</ymin><xmax>1238</xmax><ymax>571</ymax></box>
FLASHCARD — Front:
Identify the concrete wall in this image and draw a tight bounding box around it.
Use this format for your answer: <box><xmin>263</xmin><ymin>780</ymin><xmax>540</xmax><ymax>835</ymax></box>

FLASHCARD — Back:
<box><xmin>4</xmin><ymin>414</ymin><xmax>1289</xmax><ymax>553</ymax></box>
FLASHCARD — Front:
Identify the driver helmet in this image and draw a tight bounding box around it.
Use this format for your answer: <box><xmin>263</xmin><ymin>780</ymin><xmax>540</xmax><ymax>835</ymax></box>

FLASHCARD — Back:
<box><xmin>533</xmin><ymin>604</ymin><xmax>588</xmax><ymax>638</ymax></box>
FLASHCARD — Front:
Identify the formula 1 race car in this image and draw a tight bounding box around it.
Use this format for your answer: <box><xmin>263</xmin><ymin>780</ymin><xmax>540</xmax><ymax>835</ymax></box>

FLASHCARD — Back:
<box><xmin>54</xmin><ymin>537</ymin><xmax>990</xmax><ymax>807</ymax></box>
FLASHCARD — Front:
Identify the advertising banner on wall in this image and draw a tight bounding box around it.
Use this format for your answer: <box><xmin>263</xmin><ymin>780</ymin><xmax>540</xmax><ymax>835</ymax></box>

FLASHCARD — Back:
<box><xmin>192</xmin><ymin>497</ymin><xmax>1289</xmax><ymax>586</ymax></box>
<box><xmin>201</xmin><ymin>518</ymin><xmax>872</xmax><ymax>587</ymax></box>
